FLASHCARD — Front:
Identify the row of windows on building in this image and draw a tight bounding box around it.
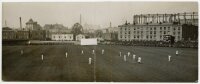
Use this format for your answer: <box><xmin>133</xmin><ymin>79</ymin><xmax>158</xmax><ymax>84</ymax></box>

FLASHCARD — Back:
<box><xmin>53</xmin><ymin>36</ymin><xmax>72</xmax><ymax>39</ymax></box>
<box><xmin>121</xmin><ymin>26</ymin><xmax>181</xmax><ymax>31</ymax></box>
<box><xmin>3</xmin><ymin>36</ymin><xmax>29</xmax><ymax>39</ymax></box>
<box><xmin>120</xmin><ymin>35</ymin><xmax>181</xmax><ymax>39</ymax></box>
<box><xmin>120</xmin><ymin>31</ymin><xmax>181</xmax><ymax>35</ymax></box>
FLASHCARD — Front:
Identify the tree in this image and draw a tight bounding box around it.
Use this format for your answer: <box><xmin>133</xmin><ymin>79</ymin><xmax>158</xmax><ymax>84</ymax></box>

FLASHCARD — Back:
<box><xmin>71</xmin><ymin>23</ymin><xmax>83</xmax><ymax>40</ymax></box>
<box><xmin>95</xmin><ymin>30</ymin><xmax>103</xmax><ymax>38</ymax></box>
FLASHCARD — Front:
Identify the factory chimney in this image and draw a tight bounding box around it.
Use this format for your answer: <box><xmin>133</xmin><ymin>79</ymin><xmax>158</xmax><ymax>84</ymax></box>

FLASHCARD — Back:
<box><xmin>110</xmin><ymin>22</ymin><xmax>112</xmax><ymax>28</ymax></box>
<box><xmin>5</xmin><ymin>20</ymin><xmax>7</xmax><ymax>27</ymax></box>
<box><xmin>19</xmin><ymin>17</ymin><xmax>22</xmax><ymax>29</ymax></box>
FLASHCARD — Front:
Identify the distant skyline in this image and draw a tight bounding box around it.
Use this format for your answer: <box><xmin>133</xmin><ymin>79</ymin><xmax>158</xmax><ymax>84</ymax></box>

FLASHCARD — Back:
<box><xmin>2</xmin><ymin>2</ymin><xmax>198</xmax><ymax>29</ymax></box>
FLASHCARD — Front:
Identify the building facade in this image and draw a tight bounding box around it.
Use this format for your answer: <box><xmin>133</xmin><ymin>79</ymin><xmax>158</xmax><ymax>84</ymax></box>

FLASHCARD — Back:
<box><xmin>118</xmin><ymin>12</ymin><xmax>198</xmax><ymax>42</ymax></box>
<box><xmin>51</xmin><ymin>34</ymin><xmax>73</xmax><ymax>41</ymax></box>
<box><xmin>25</xmin><ymin>19</ymin><xmax>42</xmax><ymax>30</ymax></box>
<box><xmin>182</xmin><ymin>24</ymin><xmax>198</xmax><ymax>41</ymax></box>
<box><xmin>76</xmin><ymin>34</ymin><xmax>85</xmax><ymax>41</ymax></box>
<box><xmin>118</xmin><ymin>23</ymin><xmax>182</xmax><ymax>42</ymax></box>
<box><xmin>29</xmin><ymin>30</ymin><xmax>48</xmax><ymax>40</ymax></box>
<box><xmin>102</xmin><ymin>26</ymin><xmax>118</xmax><ymax>41</ymax></box>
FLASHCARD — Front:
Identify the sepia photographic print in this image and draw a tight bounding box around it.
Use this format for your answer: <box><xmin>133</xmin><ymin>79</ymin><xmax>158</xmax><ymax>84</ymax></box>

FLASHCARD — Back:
<box><xmin>1</xmin><ymin>1</ymin><xmax>199</xmax><ymax>82</ymax></box>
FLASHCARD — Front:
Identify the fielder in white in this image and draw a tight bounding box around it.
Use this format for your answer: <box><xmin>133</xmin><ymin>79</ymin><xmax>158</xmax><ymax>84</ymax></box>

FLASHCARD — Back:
<box><xmin>41</xmin><ymin>54</ymin><xmax>44</xmax><ymax>60</ymax></box>
<box><xmin>65</xmin><ymin>52</ymin><xmax>68</xmax><ymax>58</ymax></box>
<box><xmin>138</xmin><ymin>57</ymin><xmax>141</xmax><ymax>63</ymax></box>
<box><xmin>89</xmin><ymin>57</ymin><xmax>92</xmax><ymax>64</ymax></box>
<box><xmin>176</xmin><ymin>50</ymin><xmax>179</xmax><ymax>56</ymax></box>
<box><xmin>168</xmin><ymin>55</ymin><xmax>171</xmax><ymax>62</ymax></box>
<box><xmin>133</xmin><ymin>54</ymin><xmax>136</xmax><ymax>60</ymax></box>
<box><xmin>119</xmin><ymin>52</ymin><xmax>122</xmax><ymax>57</ymax></box>
<box><xmin>92</xmin><ymin>49</ymin><xmax>95</xmax><ymax>54</ymax></box>
<box><xmin>81</xmin><ymin>50</ymin><xmax>84</xmax><ymax>54</ymax></box>
<box><xmin>128</xmin><ymin>52</ymin><xmax>130</xmax><ymax>57</ymax></box>
<box><xmin>28</xmin><ymin>41</ymin><xmax>31</xmax><ymax>45</ymax></box>
<box><xmin>102</xmin><ymin>49</ymin><xmax>104</xmax><ymax>54</ymax></box>
<box><xmin>124</xmin><ymin>55</ymin><xmax>127</xmax><ymax>62</ymax></box>
<box><xmin>21</xmin><ymin>50</ymin><xmax>23</xmax><ymax>55</ymax></box>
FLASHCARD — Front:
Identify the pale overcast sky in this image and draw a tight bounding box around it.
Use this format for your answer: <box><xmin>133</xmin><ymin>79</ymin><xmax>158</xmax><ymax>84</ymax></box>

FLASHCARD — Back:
<box><xmin>2</xmin><ymin>2</ymin><xmax>198</xmax><ymax>29</ymax></box>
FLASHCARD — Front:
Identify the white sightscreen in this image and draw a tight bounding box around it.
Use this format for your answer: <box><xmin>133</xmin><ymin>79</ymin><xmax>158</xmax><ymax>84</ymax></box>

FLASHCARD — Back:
<box><xmin>81</xmin><ymin>38</ymin><xmax>97</xmax><ymax>45</ymax></box>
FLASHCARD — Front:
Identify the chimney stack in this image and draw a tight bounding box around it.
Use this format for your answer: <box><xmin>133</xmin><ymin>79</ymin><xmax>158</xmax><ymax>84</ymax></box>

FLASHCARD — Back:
<box><xmin>19</xmin><ymin>17</ymin><xmax>22</xmax><ymax>29</ymax></box>
<box><xmin>110</xmin><ymin>22</ymin><xmax>112</xmax><ymax>27</ymax></box>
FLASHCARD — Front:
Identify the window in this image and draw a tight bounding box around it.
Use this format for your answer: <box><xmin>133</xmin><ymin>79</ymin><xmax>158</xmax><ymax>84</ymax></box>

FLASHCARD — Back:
<box><xmin>164</xmin><ymin>27</ymin><xmax>166</xmax><ymax>30</ymax></box>
<box><xmin>150</xmin><ymin>31</ymin><xmax>152</xmax><ymax>34</ymax></box>
<box><xmin>178</xmin><ymin>27</ymin><xmax>180</xmax><ymax>30</ymax></box>
<box><xmin>160</xmin><ymin>27</ymin><xmax>162</xmax><ymax>30</ymax></box>
<box><xmin>154</xmin><ymin>27</ymin><xmax>156</xmax><ymax>30</ymax></box>
<box><xmin>178</xmin><ymin>32</ymin><xmax>180</xmax><ymax>35</ymax></box>
<box><xmin>164</xmin><ymin>31</ymin><xmax>166</xmax><ymax>34</ymax></box>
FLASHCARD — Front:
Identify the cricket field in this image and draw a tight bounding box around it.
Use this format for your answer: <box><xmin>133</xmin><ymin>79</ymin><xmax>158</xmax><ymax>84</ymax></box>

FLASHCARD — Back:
<box><xmin>2</xmin><ymin>45</ymin><xmax>198</xmax><ymax>82</ymax></box>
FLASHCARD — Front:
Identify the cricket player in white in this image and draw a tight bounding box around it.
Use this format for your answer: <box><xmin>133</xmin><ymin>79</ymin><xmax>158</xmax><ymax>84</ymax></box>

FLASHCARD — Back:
<box><xmin>168</xmin><ymin>55</ymin><xmax>171</xmax><ymax>62</ymax></box>
<box><xmin>41</xmin><ymin>54</ymin><xmax>44</xmax><ymax>60</ymax></box>
<box><xmin>89</xmin><ymin>57</ymin><xmax>92</xmax><ymax>64</ymax></box>
<box><xmin>28</xmin><ymin>41</ymin><xmax>31</xmax><ymax>45</ymax></box>
<box><xmin>92</xmin><ymin>49</ymin><xmax>95</xmax><ymax>54</ymax></box>
<box><xmin>133</xmin><ymin>54</ymin><xmax>136</xmax><ymax>60</ymax></box>
<box><xmin>176</xmin><ymin>50</ymin><xmax>179</xmax><ymax>56</ymax></box>
<box><xmin>102</xmin><ymin>49</ymin><xmax>104</xmax><ymax>54</ymax></box>
<box><xmin>65</xmin><ymin>52</ymin><xmax>68</xmax><ymax>58</ymax></box>
<box><xmin>119</xmin><ymin>52</ymin><xmax>121</xmax><ymax>57</ymax></box>
<box><xmin>128</xmin><ymin>52</ymin><xmax>130</xmax><ymax>57</ymax></box>
<box><xmin>81</xmin><ymin>50</ymin><xmax>84</xmax><ymax>54</ymax></box>
<box><xmin>124</xmin><ymin>55</ymin><xmax>127</xmax><ymax>62</ymax></box>
<box><xmin>21</xmin><ymin>50</ymin><xmax>23</xmax><ymax>55</ymax></box>
<box><xmin>138</xmin><ymin>57</ymin><xmax>141</xmax><ymax>63</ymax></box>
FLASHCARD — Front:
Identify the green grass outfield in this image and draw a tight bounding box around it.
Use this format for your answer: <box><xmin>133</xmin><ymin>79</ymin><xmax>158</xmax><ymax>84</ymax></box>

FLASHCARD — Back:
<box><xmin>2</xmin><ymin>45</ymin><xmax>198</xmax><ymax>82</ymax></box>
